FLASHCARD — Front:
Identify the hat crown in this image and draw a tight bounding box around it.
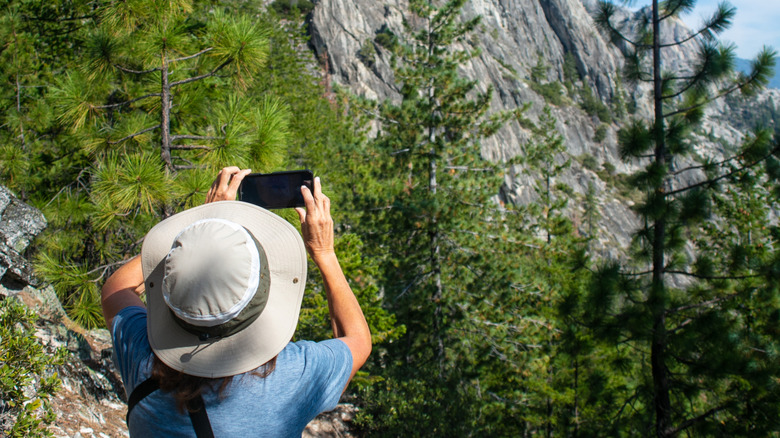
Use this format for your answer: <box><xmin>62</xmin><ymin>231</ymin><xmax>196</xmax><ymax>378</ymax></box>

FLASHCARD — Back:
<box><xmin>162</xmin><ymin>219</ymin><xmax>261</xmax><ymax>327</ymax></box>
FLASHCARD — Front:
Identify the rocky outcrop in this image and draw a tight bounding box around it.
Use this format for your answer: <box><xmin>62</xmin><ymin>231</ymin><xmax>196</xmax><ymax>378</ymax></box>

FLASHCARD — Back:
<box><xmin>0</xmin><ymin>185</ymin><xmax>46</xmax><ymax>288</ymax></box>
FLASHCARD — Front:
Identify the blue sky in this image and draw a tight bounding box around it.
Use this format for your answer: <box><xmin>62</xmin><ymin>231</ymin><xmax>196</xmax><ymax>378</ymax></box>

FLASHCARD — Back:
<box><xmin>686</xmin><ymin>0</ymin><xmax>780</xmax><ymax>59</ymax></box>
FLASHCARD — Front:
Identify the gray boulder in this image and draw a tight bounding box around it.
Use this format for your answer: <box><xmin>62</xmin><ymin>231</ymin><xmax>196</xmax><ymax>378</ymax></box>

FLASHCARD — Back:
<box><xmin>0</xmin><ymin>185</ymin><xmax>47</xmax><ymax>289</ymax></box>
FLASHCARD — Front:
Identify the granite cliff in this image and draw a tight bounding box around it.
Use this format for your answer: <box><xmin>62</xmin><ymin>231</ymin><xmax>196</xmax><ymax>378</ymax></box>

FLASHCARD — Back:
<box><xmin>306</xmin><ymin>0</ymin><xmax>779</xmax><ymax>254</ymax></box>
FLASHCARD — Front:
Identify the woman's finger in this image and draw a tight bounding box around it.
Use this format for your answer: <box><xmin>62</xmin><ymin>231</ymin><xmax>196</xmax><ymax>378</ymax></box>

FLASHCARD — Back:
<box><xmin>295</xmin><ymin>207</ymin><xmax>306</xmax><ymax>224</ymax></box>
<box><xmin>301</xmin><ymin>183</ymin><xmax>315</xmax><ymax>211</ymax></box>
<box><xmin>226</xmin><ymin>168</ymin><xmax>251</xmax><ymax>196</ymax></box>
<box><xmin>218</xmin><ymin>166</ymin><xmax>240</xmax><ymax>187</ymax></box>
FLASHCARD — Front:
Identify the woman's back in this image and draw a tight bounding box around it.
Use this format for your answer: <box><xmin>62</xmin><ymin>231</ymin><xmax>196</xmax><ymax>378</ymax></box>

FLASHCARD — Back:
<box><xmin>114</xmin><ymin>307</ymin><xmax>352</xmax><ymax>437</ymax></box>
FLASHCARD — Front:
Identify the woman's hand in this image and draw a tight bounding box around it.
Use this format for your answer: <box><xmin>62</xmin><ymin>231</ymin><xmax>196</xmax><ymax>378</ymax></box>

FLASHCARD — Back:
<box><xmin>206</xmin><ymin>167</ymin><xmax>252</xmax><ymax>203</ymax></box>
<box><xmin>295</xmin><ymin>177</ymin><xmax>335</xmax><ymax>263</ymax></box>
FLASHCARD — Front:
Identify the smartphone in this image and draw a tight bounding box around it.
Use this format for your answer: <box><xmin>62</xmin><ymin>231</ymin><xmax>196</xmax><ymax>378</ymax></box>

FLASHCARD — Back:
<box><xmin>238</xmin><ymin>170</ymin><xmax>314</xmax><ymax>209</ymax></box>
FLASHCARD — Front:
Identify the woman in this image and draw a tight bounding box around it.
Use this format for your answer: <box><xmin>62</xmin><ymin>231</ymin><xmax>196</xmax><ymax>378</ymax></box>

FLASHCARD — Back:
<box><xmin>101</xmin><ymin>167</ymin><xmax>372</xmax><ymax>437</ymax></box>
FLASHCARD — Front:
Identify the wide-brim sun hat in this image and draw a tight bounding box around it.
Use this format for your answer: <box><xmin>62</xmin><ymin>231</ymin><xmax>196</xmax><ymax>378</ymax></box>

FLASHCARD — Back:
<box><xmin>140</xmin><ymin>201</ymin><xmax>307</xmax><ymax>378</ymax></box>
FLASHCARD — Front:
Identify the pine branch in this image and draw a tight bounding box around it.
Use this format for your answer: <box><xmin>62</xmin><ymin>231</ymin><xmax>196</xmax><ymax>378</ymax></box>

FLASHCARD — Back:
<box><xmin>670</xmin><ymin>153</ymin><xmax>741</xmax><ymax>177</ymax></box>
<box><xmin>45</xmin><ymin>168</ymin><xmax>88</xmax><ymax>207</ymax></box>
<box><xmin>665</xmin><ymin>270</ymin><xmax>762</xmax><ymax>281</ymax></box>
<box><xmin>169</xmin><ymin>144</ymin><xmax>212</xmax><ymax>150</ymax></box>
<box><xmin>107</xmin><ymin>125</ymin><xmax>160</xmax><ymax>145</ymax></box>
<box><xmin>94</xmin><ymin>93</ymin><xmax>161</xmax><ymax>109</ymax></box>
<box><xmin>662</xmin><ymin>61</ymin><xmax>768</xmax><ymax>118</ymax></box>
<box><xmin>666</xmin><ymin>291</ymin><xmax>740</xmax><ymax>316</ymax></box>
<box><xmin>443</xmin><ymin>166</ymin><xmax>495</xmax><ymax>172</ymax></box>
<box><xmin>170</xmin><ymin>47</ymin><xmax>213</xmax><ymax>63</ymax></box>
<box><xmin>657</xmin><ymin>28</ymin><xmax>707</xmax><ymax>48</ymax></box>
<box><xmin>169</xmin><ymin>58</ymin><xmax>232</xmax><ymax>87</ymax></box>
<box><xmin>86</xmin><ymin>259</ymin><xmax>129</xmax><ymax>279</ymax></box>
<box><xmin>661</xmin><ymin>75</ymin><xmax>702</xmax><ymax>100</ymax></box>
<box><xmin>599</xmin><ymin>19</ymin><xmax>648</xmax><ymax>50</ymax></box>
<box><xmin>170</xmin><ymin>134</ymin><xmax>220</xmax><ymax>142</ymax></box>
<box><xmin>395</xmin><ymin>271</ymin><xmax>434</xmax><ymax>301</ymax></box>
<box><xmin>659</xmin><ymin>1</ymin><xmax>686</xmax><ymax>21</ymax></box>
<box><xmin>668</xmin><ymin>405</ymin><xmax>728</xmax><ymax>436</ymax></box>
<box><xmin>113</xmin><ymin>64</ymin><xmax>159</xmax><ymax>75</ymax></box>
<box><xmin>665</xmin><ymin>144</ymin><xmax>779</xmax><ymax>196</ymax></box>
<box><xmin>610</xmin><ymin>390</ymin><xmax>642</xmax><ymax>428</ymax></box>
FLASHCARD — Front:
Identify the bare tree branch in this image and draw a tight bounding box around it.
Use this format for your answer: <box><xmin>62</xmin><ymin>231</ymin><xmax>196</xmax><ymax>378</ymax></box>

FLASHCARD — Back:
<box><xmin>169</xmin><ymin>144</ymin><xmax>212</xmax><ymax>150</ymax></box>
<box><xmin>113</xmin><ymin>64</ymin><xmax>159</xmax><ymax>75</ymax></box>
<box><xmin>170</xmin><ymin>58</ymin><xmax>232</xmax><ymax>87</ymax></box>
<box><xmin>170</xmin><ymin>134</ymin><xmax>220</xmax><ymax>142</ymax></box>
<box><xmin>171</xmin><ymin>47</ymin><xmax>213</xmax><ymax>63</ymax></box>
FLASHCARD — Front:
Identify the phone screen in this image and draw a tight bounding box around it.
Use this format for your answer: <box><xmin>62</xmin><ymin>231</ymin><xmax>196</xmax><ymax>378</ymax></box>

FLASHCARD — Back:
<box><xmin>238</xmin><ymin>170</ymin><xmax>314</xmax><ymax>209</ymax></box>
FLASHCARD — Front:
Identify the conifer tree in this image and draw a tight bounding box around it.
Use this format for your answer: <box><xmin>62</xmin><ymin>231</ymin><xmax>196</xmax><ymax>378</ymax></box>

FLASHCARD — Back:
<box><xmin>592</xmin><ymin>1</ymin><xmax>780</xmax><ymax>435</ymax></box>
<box><xmin>519</xmin><ymin>106</ymin><xmax>573</xmax><ymax>243</ymax></box>
<box><xmin>347</xmin><ymin>1</ymin><xmax>574</xmax><ymax>434</ymax></box>
<box><xmin>0</xmin><ymin>0</ymin><xmax>93</xmax><ymax>198</ymax></box>
<box><xmin>36</xmin><ymin>0</ymin><xmax>290</xmax><ymax>328</ymax></box>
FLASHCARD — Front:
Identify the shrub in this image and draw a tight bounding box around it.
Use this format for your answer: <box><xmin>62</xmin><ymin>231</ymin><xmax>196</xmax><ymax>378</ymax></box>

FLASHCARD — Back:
<box><xmin>594</xmin><ymin>124</ymin><xmax>608</xmax><ymax>143</ymax></box>
<box><xmin>581</xmin><ymin>154</ymin><xmax>599</xmax><ymax>171</ymax></box>
<box><xmin>357</xmin><ymin>39</ymin><xmax>377</xmax><ymax>69</ymax></box>
<box><xmin>529</xmin><ymin>81</ymin><xmax>567</xmax><ymax>107</ymax></box>
<box><xmin>270</xmin><ymin>0</ymin><xmax>314</xmax><ymax>17</ymax></box>
<box><xmin>0</xmin><ymin>298</ymin><xmax>66</xmax><ymax>437</ymax></box>
<box><xmin>374</xmin><ymin>25</ymin><xmax>398</xmax><ymax>51</ymax></box>
<box><xmin>578</xmin><ymin>83</ymin><xmax>612</xmax><ymax>123</ymax></box>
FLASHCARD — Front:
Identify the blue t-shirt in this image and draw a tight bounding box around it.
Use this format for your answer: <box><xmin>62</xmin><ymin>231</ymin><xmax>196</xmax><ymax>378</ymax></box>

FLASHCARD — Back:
<box><xmin>112</xmin><ymin>306</ymin><xmax>353</xmax><ymax>437</ymax></box>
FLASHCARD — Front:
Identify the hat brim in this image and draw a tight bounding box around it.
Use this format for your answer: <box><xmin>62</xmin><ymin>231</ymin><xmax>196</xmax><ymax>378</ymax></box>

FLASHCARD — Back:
<box><xmin>141</xmin><ymin>201</ymin><xmax>307</xmax><ymax>378</ymax></box>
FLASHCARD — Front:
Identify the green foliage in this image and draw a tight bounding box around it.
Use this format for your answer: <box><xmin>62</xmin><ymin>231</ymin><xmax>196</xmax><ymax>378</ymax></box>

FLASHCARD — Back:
<box><xmin>528</xmin><ymin>54</ymin><xmax>570</xmax><ymax>107</ymax></box>
<box><xmin>594</xmin><ymin>123</ymin><xmax>608</xmax><ymax>143</ymax></box>
<box><xmin>517</xmin><ymin>107</ymin><xmax>573</xmax><ymax>242</ymax></box>
<box><xmin>374</xmin><ymin>25</ymin><xmax>398</xmax><ymax>51</ymax></box>
<box><xmin>269</xmin><ymin>0</ymin><xmax>314</xmax><ymax>17</ymax></box>
<box><xmin>0</xmin><ymin>299</ymin><xmax>67</xmax><ymax>436</ymax></box>
<box><xmin>577</xmin><ymin>82</ymin><xmax>612</xmax><ymax>123</ymax></box>
<box><xmin>528</xmin><ymin>80</ymin><xmax>568</xmax><ymax>107</ymax></box>
<box><xmin>357</xmin><ymin>39</ymin><xmax>377</xmax><ymax>69</ymax></box>
<box><xmin>562</xmin><ymin>52</ymin><xmax>580</xmax><ymax>85</ymax></box>
<box><xmin>20</xmin><ymin>0</ymin><xmax>295</xmax><ymax>328</ymax></box>
<box><xmin>298</xmin><ymin>233</ymin><xmax>405</xmax><ymax>346</ymax></box>
<box><xmin>592</xmin><ymin>1</ymin><xmax>780</xmax><ymax>435</ymax></box>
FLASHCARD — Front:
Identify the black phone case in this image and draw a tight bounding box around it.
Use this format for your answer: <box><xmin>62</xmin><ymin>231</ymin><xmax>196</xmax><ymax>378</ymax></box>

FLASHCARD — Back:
<box><xmin>238</xmin><ymin>170</ymin><xmax>313</xmax><ymax>209</ymax></box>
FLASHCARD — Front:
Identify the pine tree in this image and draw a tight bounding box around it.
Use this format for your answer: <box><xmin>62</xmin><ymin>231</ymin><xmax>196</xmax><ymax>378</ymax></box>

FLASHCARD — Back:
<box><xmin>592</xmin><ymin>1</ymin><xmax>780</xmax><ymax>435</ymax></box>
<box><xmin>519</xmin><ymin>106</ymin><xmax>573</xmax><ymax>243</ymax></box>
<box><xmin>0</xmin><ymin>0</ymin><xmax>93</xmax><ymax>199</ymax></box>
<box><xmin>35</xmin><ymin>0</ymin><xmax>290</xmax><ymax>328</ymax></box>
<box><xmin>346</xmin><ymin>0</ymin><xmax>569</xmax><ymax>434</ymax></box>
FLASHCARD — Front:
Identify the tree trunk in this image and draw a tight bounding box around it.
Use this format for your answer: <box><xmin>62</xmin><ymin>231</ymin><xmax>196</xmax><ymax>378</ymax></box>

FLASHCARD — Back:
<box><xmin>160</xmin><ymin>56</ymin><xmax>173</xmax><ymax>172</ymax></box>
<box><xmin>651</xmin><ymin>1</ymin><xmax>672</xmax><ymax>436</ymax></box>
<box><xmin>427</xmin><ymin>16</ymin><xmax>445</xmax><ymax>376</ymax></box>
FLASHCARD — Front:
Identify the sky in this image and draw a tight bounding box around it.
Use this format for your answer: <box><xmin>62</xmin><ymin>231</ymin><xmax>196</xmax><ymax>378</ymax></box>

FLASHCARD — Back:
<box><xmin>686</xmin><ymin>0</ymin><xmax>780</xmax><ymax>59</ymax></box>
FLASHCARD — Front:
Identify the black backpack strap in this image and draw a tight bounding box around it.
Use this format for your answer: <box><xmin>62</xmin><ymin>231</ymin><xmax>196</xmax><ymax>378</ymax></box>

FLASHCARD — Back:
<box><xmin>127</xmin><ymin>377</ymin><xmax>215</xmax><ymax>438</ymax></box>
<box><xmin>126</xmin><ymin>377</ymin><xmax>159</xmax><ymax>425</ymax></box>
<box><xmin>187</xmin><ymin>394</ymin><xmax>216</xmax><ymax>438</ymax></box>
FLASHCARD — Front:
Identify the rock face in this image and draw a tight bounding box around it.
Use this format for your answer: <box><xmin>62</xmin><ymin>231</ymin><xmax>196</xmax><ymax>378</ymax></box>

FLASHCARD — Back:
<box><xmin>307</xmin><ymin>0</ymin><xmax>777</xmax><ymax>254</ymax></box>
<box><xmin>0</xmin><ymin>185</ymin><xmax>47</xmax><ymax>287</ymax></box>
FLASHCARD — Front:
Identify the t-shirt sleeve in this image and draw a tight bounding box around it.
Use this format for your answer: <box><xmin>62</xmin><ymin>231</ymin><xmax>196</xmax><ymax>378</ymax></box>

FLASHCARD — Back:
<box><xmin>296</xmin><ymin>338</ymin><xmax>353</xmax><ymax>416</ymax></box>
<box><xmin>111</xmin><ymin>306</ymin><xmax>152</xmax><ymax>398</ymax></box>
